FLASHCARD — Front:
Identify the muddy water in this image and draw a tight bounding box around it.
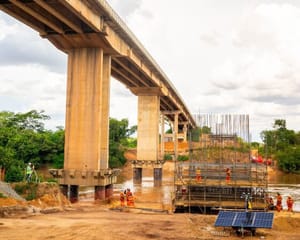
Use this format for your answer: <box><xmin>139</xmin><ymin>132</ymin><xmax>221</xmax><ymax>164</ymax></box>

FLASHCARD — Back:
<box><xmin>114</xmin><ymin>167</ymin><xmax>174</xmax><ymax>210</ymax></box>
<box><xmin>268</xmin><ymin>171</ymin><xmax>300</xmax><ymax>212</ymax></box>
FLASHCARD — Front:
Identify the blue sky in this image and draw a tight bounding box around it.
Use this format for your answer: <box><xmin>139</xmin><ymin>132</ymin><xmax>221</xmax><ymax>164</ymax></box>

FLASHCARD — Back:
<box><xmin>1</xmin><ymin>0</ymin><xmax>300</xmax><ymax>142</ymax></box>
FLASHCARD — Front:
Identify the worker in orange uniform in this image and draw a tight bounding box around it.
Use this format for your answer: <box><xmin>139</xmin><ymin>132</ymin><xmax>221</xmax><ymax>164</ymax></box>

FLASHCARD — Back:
<box><xmin>196</xmin><ymin>167</ymin><xmax>202</xmax><ymax>183</ymax></box>
<box><xmin>120</xmin><ymin>191</ymin><xmax>125</xmax><ymax>207</ymax></box>
<box><xmin>276</xmin><ymin>192</ymin><xmax>282</xmax><ymax>212</ymax></box>
<box><xmin>126</xmin><ymin>188</ymin><xmax>135</xmax><ymax>207</ymax></box>
<box><xmin>286</xmin><ymin>195</ymin><xmax>294</xmax><ymax>212</ymax></box>
<box><xmin>225</xmin><ymin>168</ymin><xmax>231</xmax><ymax>184</ymax></box>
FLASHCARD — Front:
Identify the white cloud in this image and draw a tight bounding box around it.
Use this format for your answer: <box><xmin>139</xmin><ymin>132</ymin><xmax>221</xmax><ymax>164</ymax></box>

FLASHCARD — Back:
<box><xmin>1</xmin><ymin>1</ymin><xmax>300</xmax><ymax>142</ymax></box>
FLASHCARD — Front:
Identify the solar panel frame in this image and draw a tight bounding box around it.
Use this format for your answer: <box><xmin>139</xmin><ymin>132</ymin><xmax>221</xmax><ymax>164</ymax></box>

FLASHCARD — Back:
<box><xmin>214</xmin><ymin>211</ymin><xmax>274</xmax><ymax>229</ymax></box>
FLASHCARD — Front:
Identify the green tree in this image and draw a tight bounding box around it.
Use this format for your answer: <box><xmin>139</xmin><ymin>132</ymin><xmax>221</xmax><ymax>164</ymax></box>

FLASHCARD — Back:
<box><xmin>0</xmin><ymin>110</ymin><xmax>64</xmax><ymax>181</ymax></box>
<box><xmin>109</xmin><ymin>118</ymin><xmax>137</xmax><ymax>168</ymax></box>
<box><xmin>261</xmin><ymin>119</ymin><xmax>300</xmax><ymax>172</ymax></box>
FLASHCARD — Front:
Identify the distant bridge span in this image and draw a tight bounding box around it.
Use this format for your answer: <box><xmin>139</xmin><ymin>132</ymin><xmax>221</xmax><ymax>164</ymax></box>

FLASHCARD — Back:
<box><xmin>0</xmin><ymin>0</ymin><xmax>196</xmax><ymax>201</ymax></box>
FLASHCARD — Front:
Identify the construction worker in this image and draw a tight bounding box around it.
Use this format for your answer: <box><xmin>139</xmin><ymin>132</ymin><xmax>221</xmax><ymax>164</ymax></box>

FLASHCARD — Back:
<box><xmin>196</xmin><ymin>167</ymin><xmax>201</xmax><ymax>183</ymax></box>
<box><xmin>120</xmin><ymin>191</ymin><xmax>125</xmax><ymax>207</ymax></box>
<box><xmin>225</xmin><ymin>168</ymin><xmax>231</xmax><ymax>183</ymax></box>
<box><xmin>247</xmin><ymin>199</ymin><xmax>252</xmax><ymax>210</ymax></box>
<box><xmin>126</xmin><ymin>188</ymin><xmax>134</xmax><ymax>207</ymax></box>
<box><xmin>276</xmin><ymin>192</ymin><xmax>282</xmax><ymax>212</ymax></box>
<box><xmin>267</xmin><ymin>196</ymin><xmax>275</xmax><ymax>210</ymax></box>
<box><xmin>25</xmin><ymin>162</ymin><xmax>33</xmax><ymax>182</ymax></box>
<box><xmin>286</xmin><ymin>195</ymin><xmax>294</xmax><ymax>212</ymax></box>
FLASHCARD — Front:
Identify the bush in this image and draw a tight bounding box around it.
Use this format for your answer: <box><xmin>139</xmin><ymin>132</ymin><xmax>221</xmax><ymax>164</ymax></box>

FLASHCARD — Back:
<box><xmin>177</xmin><ymin>155</ymin><xmax>189</xmax><ymax>161</ymax></box>
<box><xmin>0</xmin><ymin>192</ymin><xmax>7</xmax><ymax>198</ymax></box>
<box><xmin>5</xmin><ymin>165</ymin><xmax>24</xmax><ymax>182</ymax></box>
<box><xmin>14</xmin><ymin>182</ymin><xmax>38</xmax><ymax>200</ymax></box>
<box><xmin>164</xmin><ymin>154</ymin><xmax>173</xmax><ymax>160</ymax></box>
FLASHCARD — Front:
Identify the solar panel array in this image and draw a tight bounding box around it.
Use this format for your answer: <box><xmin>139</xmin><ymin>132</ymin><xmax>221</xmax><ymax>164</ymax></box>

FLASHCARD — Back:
<box><xmin>215</xmin><ymin>211</ymin><xmax>274</xmax><ymax>229</ymax></box>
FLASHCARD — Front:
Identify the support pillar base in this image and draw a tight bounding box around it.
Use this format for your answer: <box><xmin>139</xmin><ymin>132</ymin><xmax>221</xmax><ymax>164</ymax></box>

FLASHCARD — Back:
<box><xmin>69</xmin><ymin>185</ymin><xmax>79</xmax><ymax>203</ymax></box>
<box><xmin>105</xmin><ymin>184</ymin><xmax>113</xmax><ymax>199</ymax></box>
<box><xmin>154</xmin><ymin>168</ymin><xmax>162</xmax><ymax>187</ymax></box>
<box><xmin>95</xmin><ymin>186</ymin><xmax>106</xmax><ymax>200</ymax></box>
<box><xmin>133</xmin><ymin>167</ymin><xmax>142</xmax><ymax>184</ymax></box>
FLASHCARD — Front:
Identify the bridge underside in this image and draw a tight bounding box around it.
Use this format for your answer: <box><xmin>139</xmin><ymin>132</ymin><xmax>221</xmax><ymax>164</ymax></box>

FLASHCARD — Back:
<box><xmin>0</xmin><ymin>0</ymin><xmax>196</xmax><ymax>201</ymax></box>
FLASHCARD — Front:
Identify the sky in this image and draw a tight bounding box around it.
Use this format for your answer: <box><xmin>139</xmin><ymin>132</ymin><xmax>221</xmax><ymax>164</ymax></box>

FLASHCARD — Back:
<box><xmin>1</xmin><ymin>0</ymin><xmax>300</xmax><ymax>142</ymax></box>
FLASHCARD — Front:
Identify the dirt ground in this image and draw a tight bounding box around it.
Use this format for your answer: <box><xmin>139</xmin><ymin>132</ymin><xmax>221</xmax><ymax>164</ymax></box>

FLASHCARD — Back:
<box><xmin>0</xmin><ymin>201</ymin><xmax>300</xmax><ymax>240</ymax></box>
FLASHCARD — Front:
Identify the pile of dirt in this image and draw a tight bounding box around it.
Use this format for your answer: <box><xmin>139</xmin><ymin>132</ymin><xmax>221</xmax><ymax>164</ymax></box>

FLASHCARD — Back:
<box><xmin>0</xmin><ymin>182</ymin><xmax>70</xmax><ymax>217</ymax></box>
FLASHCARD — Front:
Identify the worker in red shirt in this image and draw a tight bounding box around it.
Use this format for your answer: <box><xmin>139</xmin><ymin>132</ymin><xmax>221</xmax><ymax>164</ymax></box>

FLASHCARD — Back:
<box><xmin>196</xmin><ymin>167</ymin><xmax>201</xmax><ymax>183</ymax></box>
<box><xmin>276</xmin><ymin>193</ymin><xmax>282</xmax><ymax>212</ymax></box>
<box><xmin>286</xmin><ymin>195</ymin><xmax>294</xmax><ymax>212</ymax></box>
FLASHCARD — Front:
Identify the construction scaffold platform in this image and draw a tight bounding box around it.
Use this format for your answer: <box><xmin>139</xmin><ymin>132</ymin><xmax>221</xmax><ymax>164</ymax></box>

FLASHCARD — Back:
<box><xmin>173</xmin><ymin>114</ymin><xmax>268</xmax><ymax>213</ymax></box>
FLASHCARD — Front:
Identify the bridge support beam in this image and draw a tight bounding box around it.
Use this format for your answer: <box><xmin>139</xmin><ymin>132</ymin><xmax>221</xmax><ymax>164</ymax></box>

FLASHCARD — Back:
<box><xmin>52</xmin><ymin>48</ymin><xmax>116</xmax><ymax>201</ymax></box>
<box><xmin>64</xmin><ymin>47</ymin><xmax>110</xmax><ymax>171</ymax></box>
<box><xmin>136</xmin><ymin>88</ymin><xmax>160</xmax><ymax>162</ymax></box>
<box><xmin>160</xmin><ymin>113</ymin><xmax>165</xmax><ymax>159</ymax></box>
<box><xmin>131</xmin><ymin>87</ymin><xmax>161</xmax><ymax>184</ymax></box>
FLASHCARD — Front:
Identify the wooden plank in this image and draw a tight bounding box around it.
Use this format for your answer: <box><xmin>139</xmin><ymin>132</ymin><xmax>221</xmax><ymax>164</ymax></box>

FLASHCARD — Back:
<box><xmin>9</xmin><ymin>0</ymin><xmax>64</xmax><ymax>34</ymax></box>
<box><xmin>59</xmin><ymin>0</ymin><xmax>103</xmax><ymax>32</ymax></box>
<box><xmin>33</xmin><ymin>0</ymin><xmax>83</xmax><ymax>33</ymax></box>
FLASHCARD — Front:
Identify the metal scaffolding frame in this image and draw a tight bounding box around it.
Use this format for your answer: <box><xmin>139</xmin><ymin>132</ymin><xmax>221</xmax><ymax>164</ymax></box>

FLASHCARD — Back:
<box><xmin>173</xmin><ymin>114</ymin><xmax>268</xmax><ymax>213</ymax></box>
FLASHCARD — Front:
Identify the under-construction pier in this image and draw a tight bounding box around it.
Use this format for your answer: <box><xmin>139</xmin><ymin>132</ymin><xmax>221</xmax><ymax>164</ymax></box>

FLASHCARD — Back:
<box><xmin>173</xmin><ymin>114</ymin><xmax>268</xmax><ymax>213</ymax></box>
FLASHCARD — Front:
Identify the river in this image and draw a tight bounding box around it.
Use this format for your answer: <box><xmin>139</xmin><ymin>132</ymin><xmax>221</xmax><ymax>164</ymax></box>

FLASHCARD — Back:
<box><xmin>268</xmin><ymin>170</ymin><xmax>300</xmax><ymax>211</ymax></box>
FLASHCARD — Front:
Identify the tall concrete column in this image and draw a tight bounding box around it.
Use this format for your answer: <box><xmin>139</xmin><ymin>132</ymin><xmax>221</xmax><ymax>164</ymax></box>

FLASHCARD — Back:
<box><xmin>173</xmin><ymin>113</ymin><xmax>179</xmax><ymax>160</ymax></box>
<box><xmin>183</xmin><ymin>123</ymin><xmax>188</xmax><ymax>142</ymax></box>
<box><xmin>131</xmin><ymin>87</ymin><xmax>161</xmax><ymax>184</ymax></box>
<box><xmin>160</xmin><ymin>114</ymin><xmax>165</xmax><ymax>160</ymax></box>
<box><xmin>64</xmin><ymin>48</ymin><xmax>111</xmax><ymax>171</ymax></box>
<box><xmin>135</xmin><ymin>88</ymin><xmax>160</xmax><ymax>162</ymax></box>
<box><xmin>99</xmin><ymin>55</ymin><xmax>111</xmax><ymax>169</ymax></box>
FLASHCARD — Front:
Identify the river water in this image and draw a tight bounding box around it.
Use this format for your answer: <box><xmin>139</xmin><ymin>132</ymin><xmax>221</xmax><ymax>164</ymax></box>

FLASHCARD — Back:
<box><xmin>268</xmin><ymin>171</ymin><xmax>300</xmax><ymax>211</ymax></box>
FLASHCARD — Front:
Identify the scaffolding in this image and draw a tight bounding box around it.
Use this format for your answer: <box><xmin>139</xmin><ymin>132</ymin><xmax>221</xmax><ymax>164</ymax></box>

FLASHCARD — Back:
<box><xmin>173</xmin><ymin>114</ymin><xmax>268</xmax><ymax>213</ymax></box>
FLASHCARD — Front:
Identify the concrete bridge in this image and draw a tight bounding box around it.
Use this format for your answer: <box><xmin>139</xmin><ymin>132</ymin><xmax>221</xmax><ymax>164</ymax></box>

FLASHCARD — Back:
<box><xmin>0</xmin><ymin>0</ymin><xmax>196</xmax><ymax>202</ymax></box>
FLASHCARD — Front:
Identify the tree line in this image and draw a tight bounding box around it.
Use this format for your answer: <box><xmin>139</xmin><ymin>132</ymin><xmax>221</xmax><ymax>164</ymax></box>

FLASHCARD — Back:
<box><xmin>0</xmin><ymin>110</ymin><xmax>136</xmax><ymax>182</ymax></box>
<box><xmin>257</xmin><ymin>119</ymin><xmax>300</xmax><ymax>173</ymax></box>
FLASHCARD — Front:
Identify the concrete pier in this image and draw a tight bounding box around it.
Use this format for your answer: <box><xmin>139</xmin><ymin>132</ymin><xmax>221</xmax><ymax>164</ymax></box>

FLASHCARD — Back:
<box><xmin>95</xmin><ymin>186</ymin><xmax>106</xmax><ymax>200</ymax></box>
<box><xmin>133</xmin><ymin>167</ymin><xmax>142</xmax><ymax>184</ymax></box>
<box><xmin>69</xmin><ymin>185</ymin><xmax>79</xmax><ymax>203</ymax></box>
<box><xmin>153</xmin><ymin>168</ymin><xmax>162</xmax><ymax>187</ymax></box>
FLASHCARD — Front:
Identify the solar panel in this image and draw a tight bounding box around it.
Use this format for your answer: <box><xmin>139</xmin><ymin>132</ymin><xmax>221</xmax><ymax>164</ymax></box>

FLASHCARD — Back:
<box><xmin>215</xmin><ymin>211</ymin><xmax>236</xmax><ymax>227</ymax></box>
<box><xmin>215</xmin><ymin>211</ymin><xmax>274</xmax><ymax>229</ymax></box>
